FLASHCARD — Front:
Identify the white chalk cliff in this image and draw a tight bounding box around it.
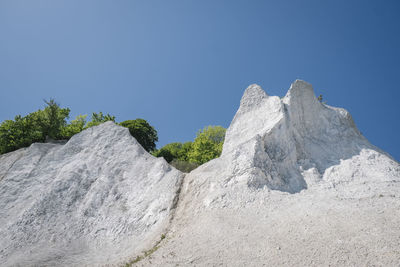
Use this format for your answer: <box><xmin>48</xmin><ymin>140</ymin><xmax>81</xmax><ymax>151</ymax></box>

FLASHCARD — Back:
<box><xmin>222</xmin><ymin>80</ymin><xmax>387</xmax><ymax>193</ymax></box>
<box><xmin>0</xmin><ymin>122</ymin><xmax>183</xmax><ymax>266</ymax></box>
<box><xmin>139</xmin><ymin>80</ymin><xmax>400</xmax><ymax>266</ymax></box>
<box><xmin>0</xmin><ymin>80</ymin><xmax>399</xmax><ymax>266</ymax></box>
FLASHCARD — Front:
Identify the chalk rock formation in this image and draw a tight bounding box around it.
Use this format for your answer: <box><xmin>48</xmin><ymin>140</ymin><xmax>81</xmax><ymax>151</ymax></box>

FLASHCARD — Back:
<box><xmin>1</xmin><ymin>80</ymin><xmax>399</xmax><ymax>266</ymax></box>
<box><xmin>222</xmin><ymin>80</ymin><xmax>380</xmax><ymax>193</ymax></box>
<box><xmin>172</xmin><ymin>80</ymin><xmax>399</xmax><ymax>211</ymax></box>
<box><xmin>0</xmin><ymin>122</ymin><xmax>183</xmax><ymax>266</ymax></box>
<box><xmin>138</xmin><ymin>80</ymin><xmax>400</xmax><ymax>266</ymax></box>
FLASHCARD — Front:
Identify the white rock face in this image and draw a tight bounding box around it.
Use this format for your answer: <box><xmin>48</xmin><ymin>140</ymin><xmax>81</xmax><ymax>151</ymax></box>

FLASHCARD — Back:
<box><xmin>137</xmin><ymin>80</ymin><xmax>400</xmax><ymax>266</ymax></box>
<box><xmin>0</xmin><ymin>122</ymin><xmax>183</xmax><ymax>266</ymax></box>
<box><xmin>1</xmin><ymin>80</ymin><xmax>399</xmax><ymax>266</ymax></box>
<box><xmin>176</xmin><ymin>80</ymin><xmax>399</xmax><ymax>209</ymax></box>
<box><xmin>222</xmin><ymin>80</ymin><xmax>376</xmax><ymax>193</ymax></box>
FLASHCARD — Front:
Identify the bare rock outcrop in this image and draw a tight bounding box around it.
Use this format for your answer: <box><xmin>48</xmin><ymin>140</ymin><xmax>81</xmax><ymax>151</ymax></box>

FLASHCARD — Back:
<box><xmin>1</xmin><ymin>80</ymin><xmax>399</xmax><ymax>266</ymax></box>
<box><xmin>138</xmin><ymin>80</ymin><xmax>400</xmax><ymax>266</ymax></box>
<box><xmin>0</xmin><ymin>122</ymin><xmax>183</xmax><ymax>266</ymax></box>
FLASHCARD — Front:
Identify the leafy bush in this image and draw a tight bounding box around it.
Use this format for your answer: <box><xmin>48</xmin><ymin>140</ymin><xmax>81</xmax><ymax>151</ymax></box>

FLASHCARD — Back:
<box><xmin>152</xmin><ymin>142</ymin><xmax>192</xmax><ymax>163</ymax></box>
<box><xmin>0</xmin><ymin>114</ymin><xmax>42</xmax><ymax>154</ymax></box>
<box><xmin>153</xmin><ymin>125</ymin><xmax>226</xmax><ymax>170</ymax></box>
<box><xmin>86</xmin><ymin>112</ymin><xmax>115</xmax><ymax>128</ymax></box>
<box><xmin>152</xmin><ymin>147</ymin><xmax>174</xmax><ymax>163</ymax></box>
<box><xmin>188</xmin><ymin>126</ymin><xmax>226</xmax><ymax>164</ymax></box>
<box><xmin>0</xmin><ymin>100</ymin><xmax>160</xmax><ymax>155</ymax></box>
<box><xmin>0</xmin><ymin>98</ymin><xmax>224</xmax><ymax>166</ymax></box>
<box><xmin>0</xmin><ymin>99</ymin><xmax>70</xmax><ymax>154</ymax></box>
<box><xmin>41</xmin><ymin>99</ymin><xmax>70</xmax><ymax>139</ymax></box>
<box><xmin>119</xmin><ymin>119</ymin><xmax>158</xmax><ymax>152</ymax></box>
<box><xmin>60</xmin><ymin>115</ymin><xmax>87</xmax><ymax>139</ymax></box>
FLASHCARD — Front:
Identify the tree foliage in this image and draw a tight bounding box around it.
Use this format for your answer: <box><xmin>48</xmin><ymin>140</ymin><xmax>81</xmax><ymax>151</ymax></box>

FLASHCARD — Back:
<box><xmin>0</xmin><ymin>98</ymin><xmax>224</xmax><ymax>169</ymax></box>
<box><xmin>0</xmin><ymin>99</ymin><xmax>70</xmax><ymax>154</ymax></box>
<box><xmin>0</xmin><ymin>115</ymin><xmax>42</xmax><ymax>154</ymax></box>
<box><xmin>188</xmin><ymin>126</ymin><xmax>226</xmax><ymax>164</ymax></box>
<box><xmin>0</xmin><ymin>99</ymin><xmax>159</xmax><ymax>155</ymax></box>
<box><xmin>41</xmin><ymin>99</ymin><xmax>70</xmax><ymax>140</ymax></box>
<box><xmin>153</xmin><ymin>125</ymin><xmax>226</xmax><ymax>171</ymax></box>
<box><xmin>152</xmin><ymin>142</ymin><xmax>192</xmax><ymax>163</ymax></box>
<box><xmin>119</xmin><ymin>119</ymin><xmax>158</xmax><ymax>152</ymax></box>
<box><xmin>60</xmin><ymin>115</ymin><xmax>87</xmax><ymax>139</ymax></box>
<box><xmin>86</xmin><ymin>112</ymin><xmax>115</xmax><ymax>128</ymax></box>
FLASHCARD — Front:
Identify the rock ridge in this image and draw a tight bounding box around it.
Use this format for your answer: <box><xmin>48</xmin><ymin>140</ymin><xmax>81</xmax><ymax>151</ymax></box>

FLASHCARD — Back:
<box><xmin>0</xmin><ymin>80</ymin><xmax>399</xmax><ymax>266</ymax></box>
<box><xmin>0</xmin><ymin>122</ymin><xmax>184</xmax><ymax>266</ymax></box>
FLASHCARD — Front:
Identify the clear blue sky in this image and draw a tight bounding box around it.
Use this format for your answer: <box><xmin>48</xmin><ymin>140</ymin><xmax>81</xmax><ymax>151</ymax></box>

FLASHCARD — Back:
<box><xmin>0</xmin><ymin>0</ymin><xmax>399</xmax><ymax>160</ymax></box>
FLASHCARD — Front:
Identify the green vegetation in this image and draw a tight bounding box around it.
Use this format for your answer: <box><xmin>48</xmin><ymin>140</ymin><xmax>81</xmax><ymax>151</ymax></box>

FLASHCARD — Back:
<box><xmin>120</xmin><ymin>119</ymin><xmax>158</xmax><ymax>152</ymax></box>
<box><xmin>0</xmin><ymin>114</ymin><xmax>43</xmax><ymax>154</ymax></box>
<box><xmin>86</xmin><ymin>112</ymin><xmax>116</xmax><ymax>128</ymax></box>
<box><xmin>0</xmin><ymin>100</ymin><xmax>158</xmax><ymax>155</ymax></box>
<box><xmin>0</xmin><ymin>99</ymin><xmax>70</xmax><ymax>154</ymax></box>
<box><xmin>152</xmin><ymin>142</ymin><xmax>192</xmax><ymax>163</ymax></box>
<box><xmin>189</xmin><ymin>125</ymin><xmax>226</xmax><ymax>164</ymax></box>
<box><xmin>41</xmin><ymin>99</ymin><xmax>71</xmax><ymax>140</ymax></box>
<box><xmin>0</xmin><ymin>100</ymin><xmax>225</xmax><ymax>170</ymax></box>
<box><xmin>152</xmin><ymin>126</ymin><xmax>226</xmax><ymax>172</ymax></box>
<box><xmin>60</xmin><ymin>115</ymin><xmax>87</xmax><ymax>139</ymax></box>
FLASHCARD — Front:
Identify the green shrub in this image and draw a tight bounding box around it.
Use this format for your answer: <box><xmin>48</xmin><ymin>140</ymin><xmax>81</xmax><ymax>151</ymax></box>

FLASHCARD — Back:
<box><xmin>188</xmin><ymin>125</ymin><xmax>226</xmax><ymax>164</ymax></box>
<box><xmin>60</xmin><ymin>115</ymin><xmax>87</xmax><ymax>139</ymax></box>
<box><xmin>153</xmin><ymin>125</ymin><xmax>226</xmax><ymax>168</ymax></box>
<box><xmin>41</xmin><ymin>99</ymin><xmax>70</xmax><ymax>139</ymax></box>
<box><xmin>0</xmin><ymin>115</ymin><xmax>42</xmax><ymax>154</ymax></box>
<box><xmin>152</xmin><ymin>142</ymin><xmax>192</xmax><ymax>163</ymax></box>
<box><xmin>86</xmin><ymin>112</ymin><xmax>115</xmax><ymax>128</ymax></box>
<box><xmin>119</xmin><ymin>119</ymin><xmax>158</xmax><ymax>152</ymax></box>
<box><xmin>0</xmin><ymin>99</ymin><xmax>70</xmax><ymax>154</ymax></box>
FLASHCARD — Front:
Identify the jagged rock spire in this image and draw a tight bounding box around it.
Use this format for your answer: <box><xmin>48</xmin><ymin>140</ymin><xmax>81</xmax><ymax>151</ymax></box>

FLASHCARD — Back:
<box><xmin>238</xmin><ymin>84</ymin><xmax>268</xmax><ymax>112</ymax></box>
<box><xmin>223</xmin><ymin>79</ymin><xmax>374</xmax><ymax>192</ymax></box>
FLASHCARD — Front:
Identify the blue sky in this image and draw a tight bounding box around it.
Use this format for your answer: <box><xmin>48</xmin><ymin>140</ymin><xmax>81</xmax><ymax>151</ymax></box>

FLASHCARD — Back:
<box><xmin>0</xmin><ymin>0</ymin><xmax>399</xmax><ymax>160</ymax></box>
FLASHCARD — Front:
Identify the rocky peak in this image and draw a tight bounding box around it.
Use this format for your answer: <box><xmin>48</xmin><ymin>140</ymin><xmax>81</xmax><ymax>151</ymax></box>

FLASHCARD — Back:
<box><xmin>238</xmin><ymin>84</ymin><xmax>268</xmax><ymax>112</ymax></box>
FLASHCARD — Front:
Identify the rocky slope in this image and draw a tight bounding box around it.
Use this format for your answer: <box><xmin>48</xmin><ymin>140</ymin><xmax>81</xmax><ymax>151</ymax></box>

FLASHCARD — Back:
<box><xmin>0</xmin><ymin>122</ymin><xmax>183</xmax><ymax>266</ymax></box>
<box><xmin>0</xmin><ymin>80</ymin><xmax>399</xmax><ymax>266</ymax></box>
<box><xmin>137</xmin><ymin>80</ymin><xmax>400</xmax><ymax>266</ymax></box>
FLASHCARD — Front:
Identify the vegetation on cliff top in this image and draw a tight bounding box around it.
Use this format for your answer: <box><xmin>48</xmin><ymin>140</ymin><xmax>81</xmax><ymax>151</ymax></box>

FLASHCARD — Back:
<box><xmin>0</xmin><ymin>99</ymin><xmax>225</xmax><ymax>171</ymax></box>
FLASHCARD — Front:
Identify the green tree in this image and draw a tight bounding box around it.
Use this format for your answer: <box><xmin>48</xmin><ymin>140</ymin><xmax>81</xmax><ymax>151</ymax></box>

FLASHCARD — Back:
<box><xmin>152</xmin><ymin>145</ymin><xmax>176</xmax><ymax>163</ymax></box>
<box><xmin>0</xmin><ymin>99</ymin><xmax>70</xmax><ymax>154</ymax></box>
<box><xmin>0</xmin><ymin>114</ymin><xmax>43</xmax><ymax>154</ymax></box>
<box><xmin>119</xmin><ymin>119</ymin><xmax>158</xmax><ymax>152</ymax></box>
<box><xmin>152</xmin><ymin>142</ymin><xmax>193</xmax><ymax>163</ymax></box>
<box><xmin>179</xmin><ymin>141</ymin><xmax>193</xmax><ymax>161</ymax></box>
<box><xmin>60</xmin><ymin>115</ymin><xmax>87</xmax><ymax>139</ymax></box>
<box><xmin>43</xmin><ymin>99</ymin><xmax>70</xmax><ymax>139</ymax></box>
<box><xmin>86</xmin><ymin>112</ymin><xmax>116</xmax><ymax>128</ymax></box>
<box><xmin>188</xmin><ymin>126</ymin><xmax>226</xmax><ymax>164</ymax></box>
<box><xmin>40</xmin><ymin>99</ymin><xmax>70</xmax><ymax>140</ymax></box>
